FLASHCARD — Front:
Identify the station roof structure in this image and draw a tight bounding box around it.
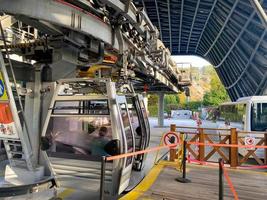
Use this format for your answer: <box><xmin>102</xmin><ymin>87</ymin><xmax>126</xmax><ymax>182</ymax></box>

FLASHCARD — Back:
<box><xmin>134</xmin><ymin>0</ymin><xmax>267</xmax><ymax>101</ymax></box>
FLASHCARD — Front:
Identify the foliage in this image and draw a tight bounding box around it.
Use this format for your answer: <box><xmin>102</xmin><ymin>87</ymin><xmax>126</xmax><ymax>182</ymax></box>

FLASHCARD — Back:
<box><xmin>148</xmin><ymin>105</ymin><xmax>158</xmax><ymax>117</ymax></box>
<box><xmin>178</xmin><ymin>93</ymin><xmax>186</xmax><ymax>105</ymax></box>
<box><xmin>185</xmin><ymin>101</ymin><xmax>202</xmax><ymax>111</ymax></box>
<box><xmin>164</xmin><ymin>94</ymin><xmax>180</xmax><ymax>105</ymax></box>
<box><xmin>203</xmin><ymin>90</ymin><xmax>229</xmax><ymax>106</ymax></box>
<box><xmin>164</xmin><ymin>94</ymin><xmax>180</xmax><ymax>114</ymax></box>
<box><xmin>202</xmin><ymin>66</ymin><xmax>229</xmax><ymax>106</ymax></box>
<box><xmin>148</xmin><ymin>94</ymin><xmax>158</xmax><ymax>105</ymax></box>
<box><xmin>148</xmin><ymin>95</ymin><xmax>158</xmax><ymax>117</ymax></box>
<box><xmin>165</xmin><ymin>104</ymin><xmax>180</xmax><ymax>114</ymax></box>
<box><xmin>147</xmin><ymin>65</ymin><xmax>229</xmax><ymax>115</ymax></box>
<box><xmin>148</xmin><ymin>94</ymin><xmax>180</xmax><ymax>116</ymax></box>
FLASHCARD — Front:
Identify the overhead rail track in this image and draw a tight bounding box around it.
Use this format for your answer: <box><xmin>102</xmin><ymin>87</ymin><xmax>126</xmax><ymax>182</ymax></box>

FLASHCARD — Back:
<box><xmin>0</xmin><ymin>0</ymin><xmax>191</xmax><ymax>93</ymax></box>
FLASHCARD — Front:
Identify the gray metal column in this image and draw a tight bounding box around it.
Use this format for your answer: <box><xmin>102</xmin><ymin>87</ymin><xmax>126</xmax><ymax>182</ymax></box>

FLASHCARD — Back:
<box><xmin>158</xmin><ymin>93</ymin><xmax>164</xmax><ymax>127</ymax></box>
<box><xmin>24</xmin><ymin>63</ymin><xmax>42</xmax><ymax>167</ymax></box>
<box><xmin>32</xmin><ymin>66</ymin><xmax>42</xmax><ymax>166</ymax></box>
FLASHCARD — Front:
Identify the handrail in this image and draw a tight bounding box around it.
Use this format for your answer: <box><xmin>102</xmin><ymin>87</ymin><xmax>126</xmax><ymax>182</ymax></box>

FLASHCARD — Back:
<box><xmin>238</xmin><ymin>131</ymin><xmax>267</xmax><ymax>134</ymax></box>
<box><xmin>176</xmin><ymin>126</ymin><xmax>230</xmax><ymax>131</ymax></box>
<box><xmin>176</xmin><ymin>126</ymin><xmax>267</xmax><ymax>134</ymax></box>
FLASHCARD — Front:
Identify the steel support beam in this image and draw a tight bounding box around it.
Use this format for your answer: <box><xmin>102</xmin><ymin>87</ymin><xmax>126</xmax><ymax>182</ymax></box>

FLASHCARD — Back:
<box><xmin>255</xmin><ymin>72</ymin><xmax>267</xmax><ymax>94</ymax></box>
<box><xmin>214</xmin><ymin>12</ymin><xmax>256</xmax><ymax>68</ymax></box>
<box><xmin>141</xmin><ymin>0</ymin><xmax>146</xmax><ymax>13</ymax></box>
<box><xmin>204</xmin><ymin>0</ymin><xmax>240</xmax><ymax>56</ymax></box>
<box><xmin>167</xmin><ymin>0</ymin><xmax>172</xmax><ymax>53</ymax></box>
<box><xmin>101</xmin><ymin>0</ymin><xmax>154</xmax><ymax>33</ymax></box>
<box><xmin>186</xmin><ymin>0</ymin><xmax>200</xmax><ymax>53</ymax></box>
<box><xmin>0</xmin><ymin>0</ymin><xmax>182</xmax><ymax>93</ymax></box>
<box><xmin>261</xmin><ymin>77</ymin><xmax>267</xmax><ymax>95</ymax></box>
<box><xmin>178</xmin><ymin>0</ymin><xmax>184</xmax><ymax>53</ymax></box>
<box><xmin>250</xmin><ymin>0</ymin><xmax>267</xmax><ymax>29</ymax></box>
<box><xmin>32</xmin><ymin>65</ymin><xmax>42</xmax><ymax>166</ymax></box>
<box><xmin>154</xmin><ymin>0</ymin><xmax>162</xmax><ymax>40</ymax></box>
<box><xmin>194</xmin><ymin>0</ymin><xmax>218</xmax><ymax>53</ymax></box>
<box><xmin>225</xmin><ymin>30</ymin><xmax>266</xmax><ymax>89</ymax></box>
<box><xmin>0</xmin><ymin>0</ymin><xmax>119</xmax><ymax>49</ymax></box>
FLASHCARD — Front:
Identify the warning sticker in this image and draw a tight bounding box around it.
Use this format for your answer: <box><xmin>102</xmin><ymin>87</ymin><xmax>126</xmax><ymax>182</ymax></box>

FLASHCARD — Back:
<box><xmin>0</xmin><ymin>72</ymin><xmax>8</xmax><ymax>101</ymax></box>
<box><xmin>0</xmin><ymin>103</ymin><xmax>18</xmax><ymax>139</ymax></box>
<box><xmin>245</xmin><ymin>136</ymin><xmax>255</xmax><ymax>150</ymax></box>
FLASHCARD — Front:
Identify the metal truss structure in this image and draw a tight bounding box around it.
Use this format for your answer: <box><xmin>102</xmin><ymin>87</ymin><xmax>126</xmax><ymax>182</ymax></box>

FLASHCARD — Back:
<box><xmin>134</xmin><ymin>0</ymin><xmax>267</xmax><ymax>100</ymax></box>
<box><xmin>0</xmin><ymin>0</ymin><xmax>192</xmax><ymax>94</ymax></box>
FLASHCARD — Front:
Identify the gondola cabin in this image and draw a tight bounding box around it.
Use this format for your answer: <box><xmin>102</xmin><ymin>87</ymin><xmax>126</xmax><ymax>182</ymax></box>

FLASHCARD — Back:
<box><xmin>41</xmin><ymin>78</ymin><xmax>150</xmax><ymax>196</ymax></box>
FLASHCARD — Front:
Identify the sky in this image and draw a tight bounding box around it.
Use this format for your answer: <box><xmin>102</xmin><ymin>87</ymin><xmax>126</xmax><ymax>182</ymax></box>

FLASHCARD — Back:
<box><xmin>171</xmin><ymin>55</ymin><xmax>211</xmax><ymax>68</ymax></box>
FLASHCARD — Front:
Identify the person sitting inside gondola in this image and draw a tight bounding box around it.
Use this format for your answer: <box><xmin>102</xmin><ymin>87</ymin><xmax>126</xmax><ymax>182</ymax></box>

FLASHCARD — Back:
<box><xmin>135</xmin><ymin>126</ymin><xmax>142</xmax><ymax>136</ymax></box>
<box><xmin>91</xmin><ymin>126</ymin><xmax>110</xmax><ymax>156</ymax></box>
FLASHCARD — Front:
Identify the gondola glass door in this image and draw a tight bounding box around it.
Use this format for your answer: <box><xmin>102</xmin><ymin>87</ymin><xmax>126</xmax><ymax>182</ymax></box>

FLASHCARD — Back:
<box><xmin>138</xmin><ymin>95</ymin><xmax>150</xmax><ymax>149</ymax></box>
<box><xmin>116</xmin><ymin>96</ymin><xmax>135</xmax><ymax>194</ymax></box>
<box><xmin>126</xmin><ymin>95</ymin><xmax>149</xmax><ymax>171</ymax></box>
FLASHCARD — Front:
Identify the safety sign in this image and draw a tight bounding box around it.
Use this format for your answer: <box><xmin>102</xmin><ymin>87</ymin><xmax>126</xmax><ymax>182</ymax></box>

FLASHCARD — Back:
<box><xmin>164</xmin><ymin>132</ymin><xmax>179</xmax><ymax>148</ymax></box>
<box><xmin>0</xmin><ymin>72</ymin><xmax>8</xmax><ymax>101</ymax></box>
<box><xmin>245</xmin><ymin>135</ymin><xmax>255</xmax><ymax>150</ymax></box>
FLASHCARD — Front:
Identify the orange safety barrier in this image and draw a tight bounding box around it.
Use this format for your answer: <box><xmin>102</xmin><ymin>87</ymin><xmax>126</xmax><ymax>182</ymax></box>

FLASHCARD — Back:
<box><xmin>220</xmin><ymin>162</ymin><xmax>239</xmax><ymax>200</ymax></box>
<box><xmin>106</xmin><ymin>142</ymin><xmax>180</xmax><ymax>161</ymax></box>
<box><xmin>105</xmin><ymin>138</ymin><xmax>267</xmax><ymax>162</ymax></box>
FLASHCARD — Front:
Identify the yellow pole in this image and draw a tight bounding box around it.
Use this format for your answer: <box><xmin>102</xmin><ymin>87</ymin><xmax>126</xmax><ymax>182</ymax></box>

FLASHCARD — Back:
<box><xmin>176</xmin><ymin>132</ymin><xmax>184</xmax><ymax>171</ymax></box>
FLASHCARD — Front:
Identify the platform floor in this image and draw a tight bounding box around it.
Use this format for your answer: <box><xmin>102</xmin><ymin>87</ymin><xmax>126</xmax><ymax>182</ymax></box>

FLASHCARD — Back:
<box><xmin>54</xmin><ymin>126</ymin><xmax>169</xmax><ymax>199</ymax></box>
<box><xmin>122</xmin><ymin>161</ymin><xmax>267</xmax><ymax>200</ymax></box>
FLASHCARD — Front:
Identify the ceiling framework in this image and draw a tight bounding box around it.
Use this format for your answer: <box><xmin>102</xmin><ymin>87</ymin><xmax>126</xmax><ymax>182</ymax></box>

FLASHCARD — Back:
<box><xmin>0</xmin><ymin>0</ymin><xmax>194</xmax><ymax>94</ymax></box>
<box><xmin>134</xmin><ymin>0</ymin><xmax>267</xmax><ymax>101</ymax></box>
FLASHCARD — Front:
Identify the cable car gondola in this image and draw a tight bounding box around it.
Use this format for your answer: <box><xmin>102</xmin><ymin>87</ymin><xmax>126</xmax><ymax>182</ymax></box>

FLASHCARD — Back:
<box><xmin>41</xmin><ymin>78</ymin><xmax>150</xmax><ymax>197</ymax></box>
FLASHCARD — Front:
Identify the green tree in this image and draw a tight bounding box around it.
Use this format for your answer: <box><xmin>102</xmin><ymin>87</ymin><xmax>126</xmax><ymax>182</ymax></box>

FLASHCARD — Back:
<box><xmin>203</xmin><ymin>66</ymin><xmax>229</xmax><ymax>106</ymax></box>
<box><xmin>148</xmin><ymin>94</ymin><xmax>158</xmax><ymax>117</ymax></box>
<box><xmin>164</xmin><ymin>94</ymin><xmax>180</xmax><ymax>114</ymax></box>
<box><xmin>164</xmin><ymin>94</ymin><xmax>179</xmax><ymax>105</ymax></box>
<box><xmin>186</xmin><ymin>101</ymin><xmax>202</xmax><ymax>111</ymax></box>
<box><xmin>147</xmin><ymin>94</ymin><xmax>181</xmax><ymax>116</ymax></box>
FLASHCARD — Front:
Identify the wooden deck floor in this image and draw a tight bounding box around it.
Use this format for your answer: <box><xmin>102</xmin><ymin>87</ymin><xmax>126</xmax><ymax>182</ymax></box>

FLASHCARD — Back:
<box><xmin>135</xmin><ymin>162</ymin><xmax>267</xmax><ymax>200</ymax></box>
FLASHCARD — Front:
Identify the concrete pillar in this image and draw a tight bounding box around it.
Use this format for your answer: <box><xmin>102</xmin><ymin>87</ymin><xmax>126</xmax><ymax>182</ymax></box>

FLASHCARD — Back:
<box><xmin>158</xmin><ymin>93</ymin><xmax>164</xmax><ymax>127</ymax></box>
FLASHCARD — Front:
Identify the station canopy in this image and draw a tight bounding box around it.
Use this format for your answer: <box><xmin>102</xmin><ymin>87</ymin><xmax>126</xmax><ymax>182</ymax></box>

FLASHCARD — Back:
<box><xmin>134</xmin><ymin>0</ymin><xmax>267</xmax><ymax>101</ymax></box>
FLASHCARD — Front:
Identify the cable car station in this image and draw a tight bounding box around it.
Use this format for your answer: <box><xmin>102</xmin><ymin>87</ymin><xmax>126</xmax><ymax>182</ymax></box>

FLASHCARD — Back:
<box><xmin>0</xmin><ymin>0</ymin><xmax>267</xmax><ymax>199</ymax></box>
